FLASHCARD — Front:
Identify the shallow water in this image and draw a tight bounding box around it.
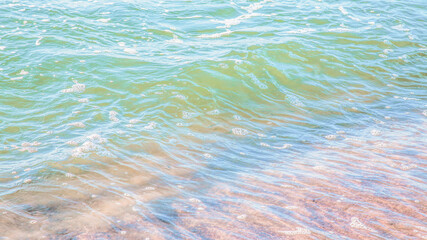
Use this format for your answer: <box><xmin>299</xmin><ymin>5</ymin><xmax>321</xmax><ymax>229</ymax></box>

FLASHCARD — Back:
<box><xmin>1</xmin><ymin>0</ymin><xmax>426</xmax><ymax>239</ymax></box>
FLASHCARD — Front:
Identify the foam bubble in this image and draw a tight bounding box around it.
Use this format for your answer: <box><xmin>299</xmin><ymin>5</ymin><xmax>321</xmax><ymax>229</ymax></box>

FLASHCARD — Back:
<box><xmin>124</xmin><ymin>48</ymin><xmax>137</xmax><ymax>54</ymax></box>
<box><xmin>19</xmin><ymin>147</ymin><xmax>37</xmax><ymax>153</ymax></box>
<box><xmin>65</xmin><ymin>173</ymin><xmax>74</xmax><ymax>178</ymax></box>
<box><xmin>242</xmin><ymin>0</ymin><xmax>268</xmax><ymax>13</ymax></box>
<box><xmin>61</xmin><ymin>81</ymin><xmax>85</xmax><ymax>93</ymax></box>
<box><xmin>109</xmin><ymin>111</ymin><xmax>119</xmax><ymax>122</ymax></box>
<box><xmin>350</xmin><ymin>217</ymin><xmax>373</xmax><ymax>231</ymax></box>
<box><xmin>174</xmin><ymin>94</ymin><xmax>186</xmax><ymax>100</ymax></box>
<box><xmin>87</xmin><ymin>134</ymin><xmax>106</xmax><ymax>143</ymax></box>
<box><xmin>370</xmin><ymin>129</ymin><xmax>381</xmax><ymax>136</ymax></box>
<box><xmin>129</xmin><ymin>119</ymin><xmax>140</xmax><ymax>124</ymax></box>
<box><xmin>144</xmin><ymin>122</ymin><xmax>156</xmax><ymax>130</ymax></box>
<box><xmin>97</xmin><ymin>18</ymin><xmax>110</xmax><ymax>23</ymax></box>
<box><xmin>325</xmin><ymin>135</ymin><xmax>337</xmax><ymax>140</ymax></box>
<box><xmin>339</xmin><ymin>6</ymin><xmax>348</xmax><ymax>15</ymax></box>
<box><xmin>21</xmin><ymin>141</ymin><xmax>41</xmax><ymax>147</ymax></box>
<box><xmin>166</xmin><ymin>35</ymin><xmax>183</xmax><ymax>44</ymax></box>
<box><xmin>189</xmin><ymin>198</ymin><xmax>201</xmax><ymax>203</ymax></box>
<box><xmin>68</xmin><ymin>122</ymin><xmax>85</xmax><ymax>128</ymax></box>
<box><xmin>274</xmin><ymin>144</ymin><xmax>292</xmax><ymax>149</ymax></box>
<box><xmin>19</xmin><ymin>70</ymin><xmax>28</xmax><ymax>75</ymax></box>
<box><xmin>72</xmin><ymin>141</ymin><xmax>98</xmax><ymax>157</ymax></box>
<box><xmin>232</xmin><ymin>128</ymin><xmax>248</xmax><ymax>136</ymax></box>
<box><xmin>66</xmin><ymin>140</ymin><xmax>78</xmax><ymax>146</ymax></box>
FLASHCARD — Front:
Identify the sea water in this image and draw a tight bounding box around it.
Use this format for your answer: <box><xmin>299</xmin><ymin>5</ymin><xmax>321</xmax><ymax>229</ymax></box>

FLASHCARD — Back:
<box><xmin>0</xmin><ymin>0</ymin><xmax>426</xmax><ymax>239</ymax></box>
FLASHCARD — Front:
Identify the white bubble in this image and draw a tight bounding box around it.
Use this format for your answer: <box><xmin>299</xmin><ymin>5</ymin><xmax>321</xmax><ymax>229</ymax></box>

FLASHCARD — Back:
<box><xmin>19</xmin><ymin>70</ymin><xmax>28</xmax><ymax>75</ymax></box>
<box><xmin>66</xmin><ymin>140</ymin><xmax>78</xmax><ymax>146</ymax></box>
<box><xmin>274</xmin><ymin>144</ymin><xmax>292</xmax><ymax>149</ymax></box>
<box><xmin>87</xmin><ymin>134</ymin><xmax>106</xmax><ymax>143</ymax></box>
<box><xmin>97</xmin><ymin>18</ymin><xmax>110</xmax><ymax>23</ymax></box>
<box><xmin>124</xmin><ymin>48</ymin><xmax>137</xmax><ymax>54</ymax></box>
<box><xmin>232</xmin><ymin>128</ymin><xmax>248</xmax><ymax>136</ymax></box>
<box><xmin>109</xmin><ymin>111</ymin><xmax>119</xmax><ymax>122</ymax></box>
<box><xmin>19</xmin><ymin>147</ymin><xmax>37</xmax><ymax>153</ymax></box>
<box><xmin>325</xmin><ymin>135</ymin><xmax>337</xmax><ymax>140</ymax></box>
<box><xmin>144</xmin><ymin>122</ymin><xmax>156</xmax><ymax>129</ymax></box>
<box><xmin>72</xmin><ymin>141</ymin><xmax>98</xmax><ymax>157</ymax></box>
<box><xmin>68</xmin><ymin>122</ymin><xmax>85</xmax><ymax>128</ymax></box>
<box><xmin>350</xmin><ymin>217</ymin><xmax>373</xmax><ymax>231</ymax></box>
<box><xmin>338</xmin><ymin>6</ymin><xmax>348</xmax><ymax>15</ymax></box>
<box><xmin>175</xmin><ymin>94</ymin><xmax>186</xmax><ymax>100</ymax></box>
<box><xmin>370</xmin><ymin>129</ymin><xmax>381</xmax><ymax>136</ymax></box>
<box><xmin>189</xmin><ymin>198</ymin><xmax>201</xmax><ymax>203</ymax></box>
<box><xmin>61</xmin><ymin>81</ymin><xmax>85</xmax><ymax>93</ymax></box>
<box><xmin>129</xmin><ymin>119</ymin><xmax>140</xmax><ymax>124</ymax></box>
<box><xmin>22</xmin><ymin>142</ymin><xmax>40</xmax><ymax>147</ymax></box>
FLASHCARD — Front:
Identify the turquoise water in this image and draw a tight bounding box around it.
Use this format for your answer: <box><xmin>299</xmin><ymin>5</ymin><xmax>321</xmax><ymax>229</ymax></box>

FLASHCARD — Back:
<box><xmin>1</xmin><ymin>0</ymin><xmax>426</xmax><ymax>239</ymax></box>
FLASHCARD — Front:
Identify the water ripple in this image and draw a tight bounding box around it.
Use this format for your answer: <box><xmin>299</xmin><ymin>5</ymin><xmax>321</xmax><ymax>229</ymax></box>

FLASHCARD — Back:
<box><xmin>1</xmin><ymin>0</ymin><xmax>426</xmax><ymax>239</ymax></box>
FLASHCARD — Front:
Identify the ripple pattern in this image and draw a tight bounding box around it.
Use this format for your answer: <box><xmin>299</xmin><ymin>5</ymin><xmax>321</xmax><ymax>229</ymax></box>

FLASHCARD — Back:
<box><xmin>0</xmin><ymin>0</ymin><xmax>426</xmax><ymax>239</ymax></box>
